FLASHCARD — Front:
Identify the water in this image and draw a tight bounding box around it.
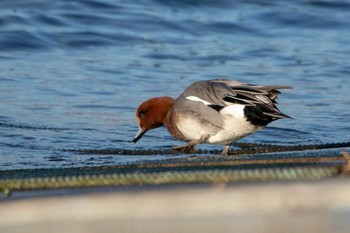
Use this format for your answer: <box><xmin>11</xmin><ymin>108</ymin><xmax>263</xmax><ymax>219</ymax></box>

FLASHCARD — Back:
<box><xmin>0</xmin><ymin>0</ymin><xmax>349</xmax><ymax>170</ymax></box>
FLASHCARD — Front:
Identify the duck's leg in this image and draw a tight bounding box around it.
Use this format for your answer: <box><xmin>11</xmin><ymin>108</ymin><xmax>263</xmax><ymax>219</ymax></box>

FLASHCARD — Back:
<box><xmin>173</xmin><ymin>135</ymin><xmax>209</xmax><ymax>154</ymax></box>
<box><xmin>220</xmin><ymin>144</ymin><xmax>230</xmax><ymax>156</ymax></box>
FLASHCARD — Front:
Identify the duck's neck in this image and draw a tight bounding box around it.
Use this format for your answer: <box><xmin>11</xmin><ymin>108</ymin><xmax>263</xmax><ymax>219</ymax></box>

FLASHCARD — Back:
<box><xmin>151</xmin><ymin>96</ymin><xmax>175</xmax><ymax>127</ymax></box>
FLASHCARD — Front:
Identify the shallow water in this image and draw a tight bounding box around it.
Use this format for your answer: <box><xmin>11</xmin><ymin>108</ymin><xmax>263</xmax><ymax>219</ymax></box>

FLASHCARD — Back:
<box><xmin>0</xmin><ymin>0</ymin><xmax>349</xmax><ymax>170</ymax></box>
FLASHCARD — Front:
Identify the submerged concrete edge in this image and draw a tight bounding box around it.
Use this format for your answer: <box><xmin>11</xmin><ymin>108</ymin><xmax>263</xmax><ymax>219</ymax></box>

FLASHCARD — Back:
<box><xmin>0</xmin><ymin>178</ymin><xmax>349</xmax><ymax>233</ymax></box>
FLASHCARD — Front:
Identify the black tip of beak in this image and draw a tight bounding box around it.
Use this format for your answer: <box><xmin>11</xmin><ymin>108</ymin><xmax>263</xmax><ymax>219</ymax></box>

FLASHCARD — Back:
<box><xmin>133</xmin><ymin>129</ymin><xmax>146</xmax><ymax>143</ymax></box>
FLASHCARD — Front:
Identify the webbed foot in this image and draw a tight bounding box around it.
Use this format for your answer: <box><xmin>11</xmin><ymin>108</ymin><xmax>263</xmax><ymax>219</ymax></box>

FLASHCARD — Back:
<box><xmin>172</xmin><ymin>135</ymin><xmax>209</xmax><ymax>154</ymax></box>
<box><xmin>173</xmin><ymin>144</ymin><xmax>196</xmax><ymax>154</ymax></box>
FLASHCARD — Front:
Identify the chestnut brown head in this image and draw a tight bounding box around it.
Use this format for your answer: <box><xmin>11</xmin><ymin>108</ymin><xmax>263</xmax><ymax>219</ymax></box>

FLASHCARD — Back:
<box><xmin>133</xmin><ymin>96</ymin><xmax>175</xmax><ymax>143</ymax></box>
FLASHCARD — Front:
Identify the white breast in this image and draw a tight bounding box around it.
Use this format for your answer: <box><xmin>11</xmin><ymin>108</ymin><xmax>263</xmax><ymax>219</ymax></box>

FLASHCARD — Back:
<box><xmin>176</xmin><ymin>117</ymin><xmax>211</xmax><ymax>141</ymax></box>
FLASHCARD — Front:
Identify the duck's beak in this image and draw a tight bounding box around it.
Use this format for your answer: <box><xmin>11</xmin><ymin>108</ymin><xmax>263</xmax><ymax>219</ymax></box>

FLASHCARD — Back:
<box><xmin>133</xmin><ymin>128</ymin><xmax>147</xmax><ymax>143</ymax></box>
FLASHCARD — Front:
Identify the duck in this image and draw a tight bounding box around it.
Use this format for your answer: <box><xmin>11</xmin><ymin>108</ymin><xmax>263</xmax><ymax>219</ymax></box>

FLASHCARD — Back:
<box><xmin>133</xmin><ymin>79</ymin><xmax>292</xmax><ymax>156</ymax></box>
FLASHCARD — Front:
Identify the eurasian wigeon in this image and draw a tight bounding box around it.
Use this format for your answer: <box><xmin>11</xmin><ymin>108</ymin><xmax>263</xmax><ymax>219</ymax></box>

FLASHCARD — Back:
<box><xmin>133</xmin><ymin>79</ymin><xmax>292</xmax><ymax>156</ymax></box>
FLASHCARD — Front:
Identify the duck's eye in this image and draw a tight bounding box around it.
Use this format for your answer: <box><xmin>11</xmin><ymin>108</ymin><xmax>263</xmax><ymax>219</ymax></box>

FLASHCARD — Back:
<box><xmin>138</xmin><ymin>110</ymin><xmax>146</xmax><ymax>118</ymax></box>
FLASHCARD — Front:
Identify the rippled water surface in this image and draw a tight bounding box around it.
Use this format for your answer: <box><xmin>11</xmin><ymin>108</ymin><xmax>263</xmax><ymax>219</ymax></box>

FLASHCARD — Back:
<box><xmin>0</xmin><ymin>0</ymin><xmax>349</xmax><ymax>170</ymax></box>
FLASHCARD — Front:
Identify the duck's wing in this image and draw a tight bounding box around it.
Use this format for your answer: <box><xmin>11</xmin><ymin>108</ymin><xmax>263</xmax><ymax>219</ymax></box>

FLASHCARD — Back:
<box><xmin>211</xmin><ymin>79</ymin><xmax>292</xmax><ymax>105</ymax></box>
<box><xmin>181</xmin><ymin>79</ymin><xmax>292</xmax><ymax>122</ymax></box>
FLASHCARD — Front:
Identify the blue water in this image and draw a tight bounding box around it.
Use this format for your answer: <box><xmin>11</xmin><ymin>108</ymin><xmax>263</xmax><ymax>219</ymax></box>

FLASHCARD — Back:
<box><xmin>0</xmin><ymin>0</ymin><xmax>349</xmax><ymax>170</ymax></box>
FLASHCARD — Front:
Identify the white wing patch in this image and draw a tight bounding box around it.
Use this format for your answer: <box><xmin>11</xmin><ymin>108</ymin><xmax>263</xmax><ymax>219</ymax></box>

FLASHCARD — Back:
<box><xmin>185</xmin><ymin>96</ymin><xmax>212</xmax><ymax>105</ymax></box>
<box><xmin>186</xmin><ymin>95</ymin><xmax>245</xmax><ymax>119</ymax></box>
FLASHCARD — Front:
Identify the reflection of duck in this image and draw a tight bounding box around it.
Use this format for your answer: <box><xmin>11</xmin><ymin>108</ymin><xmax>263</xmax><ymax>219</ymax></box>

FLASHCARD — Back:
<box><xmin>133</xmin><ymin>79</ymin><xmax>292</xmax><ymax>156</ymax></box>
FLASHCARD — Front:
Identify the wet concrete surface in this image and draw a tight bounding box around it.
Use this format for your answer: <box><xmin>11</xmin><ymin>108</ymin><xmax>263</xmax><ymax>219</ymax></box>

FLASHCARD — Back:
<box><xmin>1</xmin><ymin>178</ymin><xmax>350</xmax><ymax>233</ymax></box>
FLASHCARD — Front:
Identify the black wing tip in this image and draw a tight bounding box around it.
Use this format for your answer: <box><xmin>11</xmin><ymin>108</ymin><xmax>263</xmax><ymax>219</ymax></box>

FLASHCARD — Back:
<box><xmin>244</xmin><ymin>105</ymin><xmax>292</xmax><ymax>126</ymax></box>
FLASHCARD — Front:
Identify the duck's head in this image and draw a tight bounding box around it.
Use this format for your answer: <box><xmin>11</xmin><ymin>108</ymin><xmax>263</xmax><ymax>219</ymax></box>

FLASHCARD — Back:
<box><xmin>133</xmin><ymin>96</ymin><xmax>175</xmax><ymax>143</ymax></box>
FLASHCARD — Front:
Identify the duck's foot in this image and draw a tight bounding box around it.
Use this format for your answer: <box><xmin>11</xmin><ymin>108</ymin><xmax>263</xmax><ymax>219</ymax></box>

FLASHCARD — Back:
<box><xmin>172</xmin><ymin>135</ymin><xmax>209</xmax><ymax>154</ymax></box>
<box><xmin>220</xmin><ymin>145</ymin><xmax>230</xmax><ymax>157</ymax></box>
<box><xmin>172</xmin><ymin>144</ymin><xmax>196</xmax><ymax>154</ymax></box>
